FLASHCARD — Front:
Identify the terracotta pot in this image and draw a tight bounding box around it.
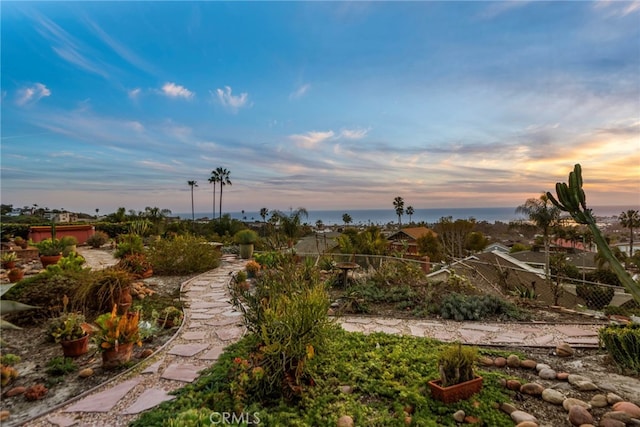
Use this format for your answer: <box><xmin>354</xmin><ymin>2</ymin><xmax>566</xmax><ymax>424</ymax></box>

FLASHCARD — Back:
<box><xmin>239</xmin><ymin>243</ymin><xmax>254</xmax><ymax>259</ymax></box>
<box><xmin>428</xmin><ymin>376</ymin><xmax>483</xmax><ymax>404</ymax></box>
<box><xmin>60</xmin><ymin>335</ymin><xmax>89</xmax><ymax>357</ymax></box>
<box><xmin>7</xmin><ymin>269</ymin><xmax>24</xmax><ymax>283</ymax></box>
<box><xmin>141</xmin><ymin>268</ymin><xmax>153</xmax><ymax>279</ymax></box>
<box><xmin>40</xmin><ymin>255</ymin><xmax>62</xmax><ymax>268</ymax></box>
<box><xmin>102</xmin><ymin>342</ymin><xmax>134</xmax><ymax>369</ymax></box>
<box><xmin>2</xmin><ymin>261</ymin><xmax>16</xmax><ymax>269</ymax></box>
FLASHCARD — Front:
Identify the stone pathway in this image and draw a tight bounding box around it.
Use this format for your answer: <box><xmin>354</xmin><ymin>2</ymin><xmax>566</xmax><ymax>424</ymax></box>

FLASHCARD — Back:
<box><xmin>27</xmin><ymin>250</ymin><xmax>604</xmax><ymax>426</ymax></box>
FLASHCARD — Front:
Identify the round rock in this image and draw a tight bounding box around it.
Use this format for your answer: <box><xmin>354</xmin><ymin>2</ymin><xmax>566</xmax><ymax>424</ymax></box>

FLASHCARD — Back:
<box><xmin>515</xmin><ymin>422</ymin><xmax>539</xmax><ymax>427</ymax></box>
<box><xmin>600</xmin><ymin>418</ymin><xmax>626</xmax><ymax>427</ymax></box>
<box><xmin>506</xmin><ymin>379</ymin><xmax>522</xmax><ymax>391</ymax></box>
<box><xmin>541</xmin><ymin>388</ymin><xmax>565</xmax><ymax>405</ymax></box>
<box><xmin>478</xmin><ymin>356</ymin><xmax>494</xmax><ymax>367</ymax></box>
<box><xmin>567</xmin><ymin>374</ymin><xmax>592</xmax><ymax>385</ymax></box>
<box><xmin>507</xmin><ymin>354</ymin><xmax>521</xmax><ymax>368</ymax></box>
<box><xmin>4</xmin><ymin>386</ymin><xmax>26</xmax><ymax>398</ymax></box>
<box><xmin>556</xmin><ymin>342</ymin><xmax>574</xmax><ymax>357</ymax></box>
<box><xmin>539</xmin><ymin>368</ymin><xmax>557</xmax><ymax>380</ymax></box>
<box><xmin>78</xmin><ymin>368</ymin><xmax>94</xmax><ymax>378</ymax></box>
<box><xmin>568</xmin><ymin>405</ymin><xmax>593</xmax><ymax>426</ymax></box>
<box><xmin>453</xmin><ymin>410</ymin><xmax>465</xmax><ymax>423</ymax></box>
<box><xmin>510</xmin><ymin>410</ymin><xmax>537</xmax><ymax>424</ymax></box>
<box><xmin>574</xmin><ymin>380</ymin><xmax>598</xmax><ymax>392</ymax></box>
<box><xmin>536</xmin><ymin>363</ymin><xmax>551</xmax><ymax>372</ymax></box>
<box><xmin>589</xmin><ymin>394</ymin><xmax>608</xmax><ymax>408</ymax></box>
<box><xmin>337</xmin><ymin>415</ymin><xmax>354</xmax><ymax>427</ymax></box>
<box><xmin>521</xmin><ymin>359</ymin><xmax>537</xmax><ymax>369</ymax></box>
<box><xmin>556</xmin><ymin>372</ymin><xmax>570</xmax><ymax>381</ymax></box>
<box><xmin>606</xmin><ymin>393</ymin><xmax>624</xmax><ymax>405</ymax></box>
<box><xmin>563</xmin><ymin>397</ymin><xmax>591</xmax><ymax>412</ymax></box>
<box><xmin>494</xmin><ymin>357</ymin><xmax>507</xmax><ymax>367</ymax></box>
<box><xmin>500</xmin><ymin>402</ymin><xmax>518</xmax><ymax>415</ymax></box>
<box><xmin>520</xmin><ymin>383</ymin><xmax>544</xmax><ymax>396</ymax></box>
<box><xmin>612</xmin><ymin>401</ymin><xmax>640</xmax><ymax>418</ymax></box>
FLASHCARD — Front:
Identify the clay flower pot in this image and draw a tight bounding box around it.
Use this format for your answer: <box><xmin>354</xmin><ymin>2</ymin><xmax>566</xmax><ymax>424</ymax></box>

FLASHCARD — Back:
<box><xmin>102</xmin><ymin>342</ymin><xmax>134</xmax><ymax>369</ymax></box>
<box><xmin>60</xmin><ymin>335</ymin><xmax>89</xmax><ymax>358</ymax></box>
<box><xmin>428</xmin><ymin>376</ymin><xmax>483</xmax><ymax>404</ymax></box>
<box><xmin>7</xmin><ymin>268</ymin><xmax>24</xmax><ymax>283</ymax></box>
<box><xmin>40</xmin><ymin>254</ymin><xmax>62</xmax><ymax>268</ymax></box>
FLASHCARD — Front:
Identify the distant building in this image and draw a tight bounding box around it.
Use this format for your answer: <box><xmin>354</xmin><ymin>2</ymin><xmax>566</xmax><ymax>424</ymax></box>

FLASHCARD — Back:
<box><xmin>387</xmin><ymin>227</ymin><xmax>437</xmax><ymax>255</ymax></box>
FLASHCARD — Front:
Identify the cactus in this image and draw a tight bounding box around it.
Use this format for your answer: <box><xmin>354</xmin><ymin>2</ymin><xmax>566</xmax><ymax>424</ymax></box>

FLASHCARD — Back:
<box><xmin>547</xmin><ymin>164</ymin><xmax>640</xmax><ymax>304</ymax></box>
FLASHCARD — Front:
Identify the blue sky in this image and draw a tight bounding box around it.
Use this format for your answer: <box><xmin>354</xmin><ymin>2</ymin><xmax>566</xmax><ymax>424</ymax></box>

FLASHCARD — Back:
<box><xmin>2</xmin><ymin>1</ymin><xmax>639</xmax><ymax>216</ymax></box>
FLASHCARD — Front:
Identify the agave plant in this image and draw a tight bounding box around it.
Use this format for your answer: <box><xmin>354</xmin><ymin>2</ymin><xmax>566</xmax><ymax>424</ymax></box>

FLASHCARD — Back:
<box><xmin>1</xmin><ymin>283</ymin><xmax>37</xmax><ymax>329</ymax></box>
<box><xmin>546</xmin><ymin>164</ymin><xmax>640</xmax><ymax>304</ymax></box>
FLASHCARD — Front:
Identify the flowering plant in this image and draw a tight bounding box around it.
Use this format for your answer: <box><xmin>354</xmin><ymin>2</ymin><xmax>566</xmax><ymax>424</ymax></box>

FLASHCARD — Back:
<box><xmin>93</xmin><ymin>305</ymin><xmax>141</xmax><ymax>351</ymax></box>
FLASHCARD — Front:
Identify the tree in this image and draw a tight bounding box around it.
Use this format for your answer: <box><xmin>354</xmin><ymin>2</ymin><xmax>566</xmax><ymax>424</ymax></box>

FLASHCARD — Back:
<box><xmin>547</xmin><ymin>163</ymin><xmax>640</xmax><ymax>303</ymax></box>
<box><xmin>416</xmin><ymin>231</ymin><xmax>444</xmax><ymax>262</ymax></box>
<box><xmin>434</xmin><ymin>217</ymin><xmax>476</xmax><ymax>259</ymax></box>
<box><xmin>273</xmin><ymin>207</ymin><xmax>308</xmax><ymax>248</ymax></box>
<box><xmin>215</xmin><ymin>167</ymin><xmax>231</xmax><ymax>220</ymax></box>
<box><xmin>515</xmin><ymin>193</ymin><xmax>560</xmax><ymax>284</ymax></box>
<box><xmin>619</xmin><ymin>209</ymin><xmax>640</xmax><ymax>257</ymax></box>
<box><xmin>187</xmin><ymin>180</ymin><xmax>198</xmax><ymax>222</ymax></box>
<box><xmin>260</xmin><ymin>207</ymin><xmax>269</xmax><ymax>223</ymax></box>
<box><xmin>342</xmin><ymin>213</ymin><xmax>352</xmax><ymax>226</ymax></box>
<box><xmin>406</xmin><ymin>206</ymin><xmax>415</xmax><ymax>224</ymax></box>
<box><xmin>393</xmin><ymin>196</ymin><xmax>404</xmax><ymax>229</ymax></box>
<box><xmin>208</xmin><ymin>170</ymin><xmax>220</xmax><ymax>220</ymax></box>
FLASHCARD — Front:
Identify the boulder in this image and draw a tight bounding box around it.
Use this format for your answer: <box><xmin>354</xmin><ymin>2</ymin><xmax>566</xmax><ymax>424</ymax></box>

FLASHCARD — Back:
<box><xmin>556</xmin><ymin>342</ymin><xmax>574</xmax><ymax>357</ymax></box>
<box><xmin>453</xmin><ymin>410</ymin><xmax>465</xmax><ymax>422</ymax></box>
<box><xmin>507</xmin><ymin>354</ymin><xmax>521</xmax><ymax>368</ymax></box>
<box><xmin>494</xmin><ymin>357</ymin><xmax>507</xmax><ymax>367</ymax></box>
<box><xmin>520</xmin><ymin>383</ymin><xmax>544</xmax><ymax>396</ymax></box>
<box><xmin>510</xmin><ymin>411</ymin><xmax>538</xmax><ymax>424</ymax></box>
<box><xmin>600</xmin><ymin>418</ymin><xmax>626</xmax><ymax>427</ymax></box>
<box><xmin>606</xmin><ymin>393</ymin><xmax>624</xmax><ymax>405</ymax></box>
<box><xmin>520</xmin><ymin>359</ymin><xmax>537</xmax><ymax>369</ymax></box>
<box><xmin>556</xmin><ymin>372</ymin><xmax>570</xmax><ymax>381</ymax></box>
<box><xmin>478</xmin><ymin>356</ymin><xmax>494</xmax><ymax>367</ymax></box>
<box><xmin>563</xmin><ymin>397</ymin><xmax>591</xmax><ymax>412</ymax></box>
<box><xmin>541</xmin><ymin>388</ymin><xmax>565</xmax><ymax>405</ymax></box>
<box><xmin>601</xmin><ymin>411</ymin><xmax>632</xmax><ymax>424</ymax></box>
<box><xmin>538</xmin><ymin>368</ymin><xmax>557</xmax><ymax>380</ymax></box>
<box><xmin>536</xmin><ymin>363</ymin><xmax>551</xmax><ymax>372</ymax></box>
<box><xmin>500</xmin><ymin>402</ymin><xmax>518</xmax><ymax>415</ymax></box>
<box><xmin>589</xmin><ymin>394</ymin><xmax>608</xmax><ymax>408</ymax></box>
<box><xmin>506</xmin><ymin>380</ymin><xmax>522</xmax><ymax>391</ymax></box>
<box><xmin>612</xmin><ymin>401</ymin><xmax>640</xmax><ymax>418</ymax></box>
<box><xmin>515</xmin><ymin>422</ymin><xmax>539</xmax><ymax>427</ymax></box>
<box><xmin>4</xmin><ymin>386</ymin><xmax>26</xmax><ymax>397</ymax></box>
<box><xmin>337</xmin><ymin>415</ymin><xmax>354</xmax><ymax>427</ymax></box>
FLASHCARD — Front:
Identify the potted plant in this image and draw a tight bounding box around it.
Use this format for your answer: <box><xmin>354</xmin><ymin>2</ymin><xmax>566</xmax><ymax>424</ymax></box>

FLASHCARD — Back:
<box><xmin>49</xmin><ymin>296</ymin><xmax>90</xmax><ymax>357</ymax></box>
<box><xmin>245</xmin><ymin>260</ymin><xmax>261</xmax><ymax>278</ymax></box>
<box><xmin>7</xmin><ymin>268</ymin><xmax>24</xmax><ymax>283</ymax></box>
<box><xmin>1</xmin><ymin>252</ymin><xmax>18</xmax><ymax>269</ymax></box>
<box><xmin>13</xmin><ymin>237</ymin><xmax>28</xmax><ymax>250</ymax></box>
<box><xmin>428</xmin><ymin>343</ymin><xmax>483</xmax><ymax>403</ymax></box>
<box><xmin>116</xmin><ymin>253</ymin><xmax>153</xmax><ymax>278</ymax></box>
<box><xmin>34</xmin><ymin>238</ymin><xmax>66</xmax><ymax>267</ymax></box>
<box><xmin>234</xmin><ymin>229</ymin><xmax>258</xmax><ymax>259</ymax></box>
<box><xmin>93</xmin><ymin>304</ymin><xmax>142</xmax><ymax>368</ymax></box>
<box><xmin>155</xmin><ymin>306</ymin><xmax>183</xmax><ymax>329</ymax></box>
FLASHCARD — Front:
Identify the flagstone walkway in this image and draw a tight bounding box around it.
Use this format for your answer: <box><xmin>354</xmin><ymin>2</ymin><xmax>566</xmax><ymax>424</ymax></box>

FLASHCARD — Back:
<box><xmin>27</xmin><ymin>250</ymin><xmax>603</xmax><ymax>426</ymax></box>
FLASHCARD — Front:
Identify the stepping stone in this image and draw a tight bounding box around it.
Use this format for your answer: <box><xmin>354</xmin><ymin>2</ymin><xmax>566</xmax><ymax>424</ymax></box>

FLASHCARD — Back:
<box><xmin>376</xmin><ymin>319</ymin><xmax>402</xmax><ymax>326</ymax></box>
<box><xmin>190</xmin><ymin>313</ymin><xmax>216</xmax><ymax>320</ymax></box>
<box><xmin>161</xmin><ymin>363</ymin><xmax>202</xmax><ymax>382</ymax></box>
<box><xmin>121</xmin><ymin>388</ymin><xmax>176</xmax><ymax>414</ymax></box>
<box><xmin>221</xmin><ymin>310</ymin><xmax>242</xmax><ymax>317</ymax></box>
<box><xmin>188</xmin><ymin>322</ymin><xmax>203</xmax><ymax>329</ymax></box>
<box><xmin>65</xmin><ymin>379</ymin><xmax>140</xmax><ymax>412</ymax></box>
<box><xmin>168</xmin><ymin>343</ymin><xmax>209</xmax><ymax>357</ymax></box>
<box><xmin>370</xmin><ymin>326</ymin><xmax>400</xmax><ymax>334</ymax></box>
<box><xmin>344</xmin><ymin>317</ymin><xmax>373</xmax><ymax>324</ymax></box>
<box><xmin>216</xmin><ymin>328</ymin><xmax>244</xmax><ymax>341</ymax></box>
<box><xmin>491</xmin><ymin>336</ymin><xmax>525</xmax><ymax>344</ymax></box>
<box><xmin>408</xmin><ymin>325</ymin><xmax>427</xmax><ymax>337</ymax></box>
<box><xmin>460</xmin><ymin>323</ymin><xmax>501</xmax><ymax>332</ymax></box>
<box><xmin>199</xmin><ymin>346</ymin><xmax>225</xmax><ymax>361</ymax></box>
<box><xmin>190</xmin><ymin>301</ymin><xmax>225</xmax><ymax>309</ymax></box>
<box><xmin>206</xmin><ymin>318</ymin><xmax>241</xmax><ymax>327</ymax></box>
<box><xmin>555</xmin><ymin>326</ymin><xmax>598</xmax><ymax>337</ymax></box>
<box><xmin>431</xmin><ymin>331</ymin><xmax>455</xmax><ymax>341</ymax></box>
<box><xmin>530</xmin><ymin>334</ymin><xmax>554</xmax><ymax>345</ymax></box>
<box><xmin>341</xmin><ymin>323</ymin><xmax>364</xmax><ymax>333</ymax></box>
<box><xmin>459</xmin><ymin>329</ymin><xmax>486</xmax><ymax>343</ymax></box>
<box><xmin>142</xmin><ymin>360</ymin><xmax>163</xmax><ymax>374</ymax></box>
<box><xmin>563</xmin><ymin>337</ymin><xmax>599</xmax><ymax>346</ymax></box>
<box><xmin>46</xmin><ymin>415</ymin><xmax>78</xmax><ymax>426</ymax></box>
<box><xmin>182</xmin><ymin>331</ymin><xmax>207</xmax><ymax>341</ymax></box>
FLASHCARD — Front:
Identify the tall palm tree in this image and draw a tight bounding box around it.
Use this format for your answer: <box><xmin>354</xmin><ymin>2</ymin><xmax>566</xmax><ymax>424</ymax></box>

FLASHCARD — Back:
<box><xmin>393</xmin><ymin>196</ymin><xmax>405</xmax><ymax>230</ymax></box>
<box><xmin>619</xmin><ymin>209</ymin><xmax>640</xmax><ymax>257</ymax></box>
<box><xmin>208</xmin><ymin>170</ymin><xmax>220</xmax><ymax>220</ymax></box>
<box><xmin>515</xmin><ymin>193</ymin><xmax>560</xmax><ymax>283</ymax></box>
<box><xmin>215</xmin><ymin>167</ymin><xmax>232</xmax><ymax>220</ymax></box>
<box><xmin>406</xmin><ymin>206</ymin><xmax>415</xmax><ymax>224</ymax></box>
<box><xmin>187</xmin><ymin>180</ymin><xmax>198</xmax><ymax>222</ymax></box>
<box><xmin>342</xmin><ymin>213</ymin><xmax>352</xmax><ymax>226</ymax></box>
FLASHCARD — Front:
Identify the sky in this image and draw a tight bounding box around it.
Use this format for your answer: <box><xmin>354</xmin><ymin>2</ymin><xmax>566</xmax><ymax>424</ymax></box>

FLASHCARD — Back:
<box><xmin>1</xmin><ymin>1</ymin><xmax>639</xmax><ymax>216</ymax></box>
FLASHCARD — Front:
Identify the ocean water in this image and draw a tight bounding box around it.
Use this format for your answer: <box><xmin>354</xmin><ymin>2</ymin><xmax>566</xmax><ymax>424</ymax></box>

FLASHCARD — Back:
<box><xmin>178</xmin><ymin>205</ymin><xmax>635</xmax><ymax>226</ymax></box>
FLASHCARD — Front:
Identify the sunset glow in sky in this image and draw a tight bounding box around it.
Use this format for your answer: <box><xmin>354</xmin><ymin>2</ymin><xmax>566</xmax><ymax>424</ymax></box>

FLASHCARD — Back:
<box><xmin>2</xmin><ymin>1</ymin><xmax>639</xmax><ymax>215</ymax></box>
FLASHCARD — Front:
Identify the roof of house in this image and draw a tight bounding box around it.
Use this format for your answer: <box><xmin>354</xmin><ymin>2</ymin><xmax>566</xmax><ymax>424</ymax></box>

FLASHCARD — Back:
<box><xmin>387</xmin><ymin>227</ymin><xmax>436</xmax><ymax>241</ymax></box>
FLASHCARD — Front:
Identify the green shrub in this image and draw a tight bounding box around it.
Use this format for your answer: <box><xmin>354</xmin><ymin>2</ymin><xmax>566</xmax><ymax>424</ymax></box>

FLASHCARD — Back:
<box><xmin>114</xmin><ymin>233</ymin><xmax>145</xmax><ymax>258</ymax></box>
<box><xmin>146</xmin><ymin>235</ymin><xmax>221</xmax><ymax>275</ymax></box>
<box><xmin>253</xmin><ymin>251</ymin><xmax>288</xmax><ymax>269</ymax></box>
<box><xmin>46</xmin><ymin>356</ymin><xmax>78</xmax><ymax>376</ymax></box>
<box><xmin>576</xmin><ymin>283</ymin><xmax>615</xmax><ymax>310</ymax></box>
<box><xmin>73</xmin><ymin>267</ymin><xmax>133</xmax><ymax>315</ymax></box>
<box><xmin>229</xmin><ymin>262</ymin><xmax>336</xmax><ymax>400</ymax></box>
<box><xmin>234</xmin><ymin>229</ymin><xmax>258</xmax><ymax>245</ymax></box>
<box><xmin>86</xmin><ymin>231</ymin><xmax>109</xmax><ymax>248</ymax></box>
<box><xmin>599</xmin><ymin>323</ymin><xmax>640</xmax><ymax>374</ymax></box>
<box><xmin>440</xmin><ymin>293</ymin><xmax>523</xmax><ymax>321</ymax></box>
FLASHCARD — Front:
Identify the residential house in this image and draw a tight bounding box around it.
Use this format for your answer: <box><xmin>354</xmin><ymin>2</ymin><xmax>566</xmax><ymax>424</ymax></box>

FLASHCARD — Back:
<box><xmin>387</xmin><ymin>227</ymin><xmax>436</xmax><ymax>255</ymax></box>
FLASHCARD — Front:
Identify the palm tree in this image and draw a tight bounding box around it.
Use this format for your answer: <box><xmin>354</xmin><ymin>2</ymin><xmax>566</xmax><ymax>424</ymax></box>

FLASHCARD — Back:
<box><xmin>342</xmin><ymin>213</ymin><xmax>352</xmax><ymax>226</ymax></box>
<box><xmin>274</xmin><ymin>207</ymin><xmax>308</xmax><ymax>248</ymax></box>
<box><xmin>406</xmin><ymin>206</ymin><xmax>415</xmax><ymax>224</ymax></box>
<box><xmin>208</xmin><ymin>170</ymin><xmax>220</xmax><ymax>220</ymax></box>
<box><xmin>619</xmin><ymin>209</ymin><xmax>640</xmax><ymax>257</ymax></box>
<box><xmin>215</xmin><ymin>167</ymin><xmax>232</xmax><ymax>220</ymax></box>
<box><xmin>515</xmin><ymin>193</ymin><xmax>560</xmax><ymax>283</ymax></box>
<box><xmin>260</xmin><ymin>207</ymin><xmax>269</xmax><ymax>223</ymax></box>
<box><xmin>393</xmin><ymin>196</ymin><xmax>405</xmax><ymax>230</ymax></box>
<box><xmin>187</xmin><ymin>180</ymin><xmax>198</xmax><ymax>222</ymax></box>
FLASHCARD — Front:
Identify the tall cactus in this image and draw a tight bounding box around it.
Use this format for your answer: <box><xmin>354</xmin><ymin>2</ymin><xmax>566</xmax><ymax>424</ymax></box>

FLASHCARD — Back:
<box><xmin>546</xmin><ymin>164</ymin><xmax>640</xmax><ymax>304</ymax></box>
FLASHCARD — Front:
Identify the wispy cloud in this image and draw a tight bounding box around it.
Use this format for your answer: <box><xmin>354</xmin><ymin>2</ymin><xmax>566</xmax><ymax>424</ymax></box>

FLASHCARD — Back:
<box><xmin>215</xmin><ymin>86</ymin><xmax>250</xmax><ymax>112</ymax></box>
<box><xmin>16</xmin><ymin>83</ymin><xmax>51</xmax><ymax>106</ymax></box>
<box><xmin>289</xmin><ymin>130</ymin><xmax>335</xmax><ymax>149</ymax></box>
<box><xmin>34</xmin><ymin>12</ymin><xmax>111</xmax><ymax>79</ymax></box>
<box><xmin>477</xmin><ymin>1</ymin><xmax>532</xmax><ymax>20</ymax></box>
<box><xmin>161</xmin><ymin>82</ymin><xmax>194</xmax><ymax>99</ymax></box>
<box><xmin>340</xmin><ymin>128</ymin><xmax>369</xmax><ymax>140</ymax></box>
<box><xmin>289</xmin><ymin>83</ymin><xmax>310</xmax><ymax>100</ymax></box>
<box><xmin>594</xmin><ymin>0</ymin><xmax>640</xmax><ymax>17</ymax></box>
<box><xmin>128</xmin><ymin>88</ymin><xmax>141</xmax><ymax>99</ymax></box>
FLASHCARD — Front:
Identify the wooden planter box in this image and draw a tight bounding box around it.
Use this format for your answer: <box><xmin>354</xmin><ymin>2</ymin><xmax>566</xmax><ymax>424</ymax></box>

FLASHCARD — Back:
<box><xmin>428</xmin><ymin>376</ymin><xmax>483</xmax><ymax>404</ymax></box>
